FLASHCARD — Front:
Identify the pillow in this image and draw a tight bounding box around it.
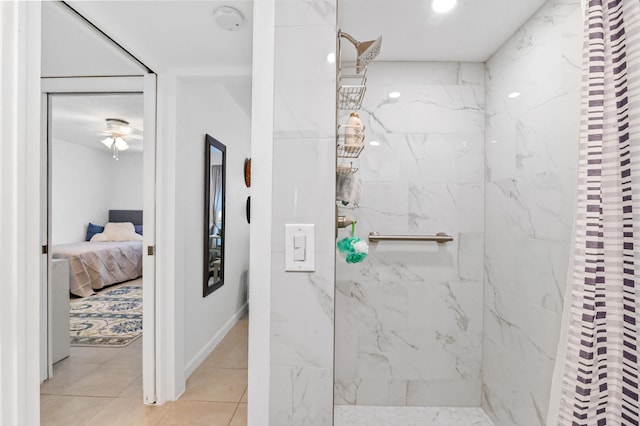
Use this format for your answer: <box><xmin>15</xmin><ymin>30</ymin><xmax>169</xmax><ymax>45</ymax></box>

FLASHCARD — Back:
<box><xmin>90</xmin><ymin>222</ymin><xmax>143</xmax><ymax>242</ymax></box>
<box><xmin>86</xmin><ymin>223</ymin><xmax>104</xmax><ymax>241</ymax></box>
<box><xmin>134</xmin><ymin>225</ymin><xmax>143</xmax><ymax>236</ymax></box>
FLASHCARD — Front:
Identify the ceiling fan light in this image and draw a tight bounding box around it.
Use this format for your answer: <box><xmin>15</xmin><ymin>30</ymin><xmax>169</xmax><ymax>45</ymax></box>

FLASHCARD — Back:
<box><xmin>101</xmin><ymin>137</ymin><xmax>114</xmax><ymax>148</ymax></box>
<box><xmin>114</xmin><ymin>137</ymin><xmax>129</xmax><ymax>151</ymax></box>
<box><xmin>432</xmin><ymin>0</ymin><xmax>457</xmax><ymax>13</ymax></box>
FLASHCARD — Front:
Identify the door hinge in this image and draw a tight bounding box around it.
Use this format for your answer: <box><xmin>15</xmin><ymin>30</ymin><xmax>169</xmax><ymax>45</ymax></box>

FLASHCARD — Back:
<box><xmin>147</xmin><ymin>245</ymin><xmax>155</xmax><ymax>256</ymax></box>
<box><xmin>42</xmin><ymin>245</ymin><xmax>48</xmax><ymax>254</ymax></box>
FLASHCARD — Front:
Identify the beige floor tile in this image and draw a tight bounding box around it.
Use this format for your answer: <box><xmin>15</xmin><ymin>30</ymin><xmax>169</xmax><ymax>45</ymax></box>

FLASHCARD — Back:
<box><xmin>41</xmin><ymin>360</ymin><xmax>102</xmax><ymax>395</ymax></box>
<box><xmin>60</xmin><ymin>363</ymin><xmax>141</xmax><ymax>397</ymax></box>
<box><xmin>199</xmin><ymin>341</ymin><xmax>248</xmax><ymax>371</ymax></box>
<box><xmin>104</xmin><ymin>342</ymin><xmax>142</xmax><ymax>368</ymax></box>
<box><xmin>40</xmin><ymin>394</ymin><xmax>112</xmax><ymax>426</ymax></box>
<box><xmin>42</xmin><ymin>309</ymin><xmax>248</xmax><ymax>424</ymax></box>
<box><xmin>125</xmin><ymin>336</ymin><xmax>143</xmax><ymax>351</ymax></box>
<box><xmin>241</xmin><ymin>388</ymin><xmax>247</xmax><ymax>403</ymax></box>
<box><xmin>197</xmin><ymin>321</ymin><xmax>248</xmax><ymax>371</ymax></box>
<box><xmin>229</xmin><ymin>403</ymin><xmax>247</xmax><ymax>426</ymax></box>
<box><xmin>69</xmin><ymin>345</ymin><xmax>123</xmax><ymax>364</ymax></box>
<box><xmin>183</xmin><ymin>368</ymin><xmax>247</xmax><ymax>402</ymax></box>
<box><xmin>85</xmin><ymin>397</ymin><xmax>168</xmax><ymax>426</ymax></box>
<box><xmin>157</xmin><ymin>400</ymin><xmax>236</xmax><ymax>426</ymax></box>
<box><xmin>118</xmin><ymin>375</ymin><xmax>143</xmax><ymax>399</ymax></box>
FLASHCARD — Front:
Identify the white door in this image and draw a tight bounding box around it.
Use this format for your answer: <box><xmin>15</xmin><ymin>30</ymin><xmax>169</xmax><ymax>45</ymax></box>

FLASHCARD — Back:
<box><xmin>40</xmin><ymin>76</ymin><xmax>157</xmax><ymax>404</ymax></box>
<box><xmin>142</xmin><ymin>74</ymin><xmax>157</xmax><ymax>404</ymax></box>
<box><xmin>40</xmin><ymin>92</ymin><xmax>51</xmax><ymax>383</ymax></box>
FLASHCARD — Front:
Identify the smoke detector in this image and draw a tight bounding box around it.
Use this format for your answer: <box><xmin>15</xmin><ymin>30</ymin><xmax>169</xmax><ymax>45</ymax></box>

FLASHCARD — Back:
<box><xmin>214</xmin><ymin>6</ymin><xmax>244</xmax><ymax>31</ymax></box>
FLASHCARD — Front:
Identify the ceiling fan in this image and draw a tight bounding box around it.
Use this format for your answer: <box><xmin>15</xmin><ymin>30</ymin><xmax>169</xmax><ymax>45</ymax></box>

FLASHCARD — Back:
<box><xmin>99</xmin><ymin>118</ymin><xmax>142</xmax><ymax>160</ymax></box>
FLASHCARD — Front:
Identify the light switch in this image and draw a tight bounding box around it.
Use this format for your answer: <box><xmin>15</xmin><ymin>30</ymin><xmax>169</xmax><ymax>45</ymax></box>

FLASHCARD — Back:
<box><xmin>294</xmin><ymin>246</ymin><xmax>306</xmax><ymax>261</ymax></box>
<box><xmin>285</xmin><ymin>224</ymin><xmax>315</xmax><ymax>271</ymax></box>
<box><xmin>293</xmin><ymin>234</ymin><xmax>306</xmax><ymax>261</ymax></box>
<box><xmin>294</xmin><ymin>234</ymin><xmax>306</xmax><ymax>248</ymax></box>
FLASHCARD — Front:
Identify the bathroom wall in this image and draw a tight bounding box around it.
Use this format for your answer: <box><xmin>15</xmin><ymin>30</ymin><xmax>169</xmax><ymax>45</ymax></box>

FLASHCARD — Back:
<box><xmin>482</xmin><ymin>1</ymin><xmax>582</xmax><ymax>424</ymax></box>
<box><xmin>269</xmin><ymin>1</ymin><xmax>337</xmax><ymax>424</ymax></box>
<box><xmin>334</xmin><ymin>62</ymin><xmax>486</xmax><ymax>406</ymax></box>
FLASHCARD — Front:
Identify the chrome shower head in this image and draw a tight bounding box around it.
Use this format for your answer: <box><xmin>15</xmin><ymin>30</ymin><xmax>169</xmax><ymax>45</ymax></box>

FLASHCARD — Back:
<box><xmin>340</xmin><ymin>31</ymin><xmax>383</xmax><ymax>74</ymax></box>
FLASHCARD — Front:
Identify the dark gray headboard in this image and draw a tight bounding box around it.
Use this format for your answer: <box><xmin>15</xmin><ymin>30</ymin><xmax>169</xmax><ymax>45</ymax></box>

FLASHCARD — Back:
<box><xmin>109</xmin><ymin>210</ymin><xmax>143</xmax><ymax>225</ymax></box>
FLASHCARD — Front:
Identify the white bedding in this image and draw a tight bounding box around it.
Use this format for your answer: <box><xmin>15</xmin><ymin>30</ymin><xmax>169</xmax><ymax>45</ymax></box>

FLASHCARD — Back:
<box><xmin>52</xmin><ymin>241</ymin><xmax>142</xmax><ymax>297</ymax></box>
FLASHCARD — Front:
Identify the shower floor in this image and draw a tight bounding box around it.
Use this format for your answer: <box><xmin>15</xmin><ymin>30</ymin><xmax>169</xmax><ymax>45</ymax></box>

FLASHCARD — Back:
<box><xmin>334</xmin><ymin>405</ymin><xmax>495</xmax><ymax>426</ymax></box>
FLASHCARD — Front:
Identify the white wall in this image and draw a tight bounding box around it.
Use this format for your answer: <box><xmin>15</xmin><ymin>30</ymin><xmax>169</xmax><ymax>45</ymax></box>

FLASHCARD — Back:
<box><xmin>176</xmin><ymin>77</ymin><xmax>251</xmax><ymax>374</ymax></box>
<box><xmin>482</xmin><ymin>0</ymin><xmax>582</xmax><ymax>424</ymax></box>
<box><xmin>334</xmin><ymin>62</ymin><xmax>486</xmax><ymax>407</ymax></box>
<box><xmin>51</xmin><ymin>138</ymin><xmax>143</xmax><ymax>244</ymax></box>
<box><xmin>248</xmin><ymin>2</ymin><xmax>275</xmax><ymax>421</ymax></box>
<box><xmin>268</xmin><ymin>2</ymin><xmax>337</xmax><ymax>424</ymax></box>
<box><xmin>110</xmin><ymin>151</ymin><xmax>144</xmax><ymax>210</ymax></box>
<box><xmin>0</xmin><ymin>2</ymin><xmax>42</xmax><ymax>425</ymax></box>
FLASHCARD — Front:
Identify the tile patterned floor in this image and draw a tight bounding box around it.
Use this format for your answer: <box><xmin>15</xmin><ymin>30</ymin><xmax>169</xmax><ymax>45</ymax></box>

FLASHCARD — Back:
<box><xmin>334</xmin><ymin>406</ymin><xmax>495</xmax><ymax>426</ymax></box>
<box><xmin>41</xmin><ymin>315</ymin><xmax>248</xmax><ymax>425</ymax></box>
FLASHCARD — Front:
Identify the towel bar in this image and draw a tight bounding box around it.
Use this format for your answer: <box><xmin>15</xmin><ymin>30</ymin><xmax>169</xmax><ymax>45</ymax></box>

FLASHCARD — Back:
<box><xmin>368</xmin><ymin>232</ymin><xmax>454</xmax><ymax>243</ymax></box>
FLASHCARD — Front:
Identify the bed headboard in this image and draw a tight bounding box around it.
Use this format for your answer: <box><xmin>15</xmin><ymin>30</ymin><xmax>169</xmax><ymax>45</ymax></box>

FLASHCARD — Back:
<box><xmin>109</xmin><ymin>210</ymin><xmax>143</xmax><ymax>226</ymax></box>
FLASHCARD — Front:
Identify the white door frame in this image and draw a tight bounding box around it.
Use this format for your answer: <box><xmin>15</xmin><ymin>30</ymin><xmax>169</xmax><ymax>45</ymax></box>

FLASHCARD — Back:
<box><xmin>40</xmin><ymin>75</ymin><xmax>158</xmax><ymax>404</ymax></box>
<box><xmin>1</xmin><ymin>3</ymin><xmax>42</xmax><ymax>424</ymax></box>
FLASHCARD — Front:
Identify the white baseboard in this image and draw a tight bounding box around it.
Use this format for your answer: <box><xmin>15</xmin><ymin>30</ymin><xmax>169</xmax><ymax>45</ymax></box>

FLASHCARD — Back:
<box><xmin>184</xmin><ymin>302</ymin><xmax>248</xmax><ymax>378</ymax></box>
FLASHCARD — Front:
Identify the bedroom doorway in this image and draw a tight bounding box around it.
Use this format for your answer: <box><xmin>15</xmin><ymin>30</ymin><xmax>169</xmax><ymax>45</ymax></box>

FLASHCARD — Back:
<box><xmin>40</xmin><ymin>76</ymin><xmax>157</xmax><ymax>405</ymax></box>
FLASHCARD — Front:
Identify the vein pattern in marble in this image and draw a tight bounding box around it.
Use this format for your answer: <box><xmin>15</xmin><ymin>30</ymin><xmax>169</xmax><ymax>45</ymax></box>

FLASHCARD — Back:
<box><xmin>335</xmin><ymin>62</ymin><xmax>485</xmax><ymax>407</ymax></box>
<box><xmin>270</xmin><ymin>1</ymin><xmax>337</xmax><ymax>424</ymax></box>
<box><xmin>334</xmin><ymin>405</ymin><xmax>495</xmax><ymax>426</ymax></box>
<box><xmin>481</xmin><ymin>0</ymin><xmax>582</xmax><ymax>424</ymax></box>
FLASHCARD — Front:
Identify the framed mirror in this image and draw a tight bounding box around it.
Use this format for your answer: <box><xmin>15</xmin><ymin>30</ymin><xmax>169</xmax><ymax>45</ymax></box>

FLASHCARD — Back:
<box><xmin>204</xmin><ymin>134</ymin><xmax>226</xmax><ymax>297</ymax></box>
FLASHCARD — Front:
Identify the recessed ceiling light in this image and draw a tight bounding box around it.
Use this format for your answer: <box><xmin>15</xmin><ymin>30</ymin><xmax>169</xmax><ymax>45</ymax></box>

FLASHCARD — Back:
<box><xmin>432</xmin><ymin>0</ymin><xmax>457</xmax><ymax>14</ymax></box>
<box><xmin>369</xmin><ymin>141</ymin><xmax>380</xmax><ymax>146</ymax></box>
<box><xmin>508</xmin><ymin>92</ymin><xmax>521</xmax><ymax>98</ymax></box>
<box><xmin>388</xmin><ymin>91</ymin><xmax>401</xmax><ymax>99</ymax></box>
<box><xmin>327</xmin><ymin>52</ymin><xmax>336</xmax><ymax>63</ymax></box>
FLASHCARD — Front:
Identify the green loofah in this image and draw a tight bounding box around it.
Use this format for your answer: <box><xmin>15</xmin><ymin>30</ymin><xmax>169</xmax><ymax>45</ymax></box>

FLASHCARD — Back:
<box><xmin>346</xmin><ymin>251</ymin><xmax>367</xmax><ymax>264</ymax></box>
<box><xmin>337</xmin><ymin>236</ymin><xmax>368</xmax><ymax>264</ymax></box>
<box><xmin>337</xmin><ymin>237</ymin><xmax>357</xmax><ymax>253</ymax></box>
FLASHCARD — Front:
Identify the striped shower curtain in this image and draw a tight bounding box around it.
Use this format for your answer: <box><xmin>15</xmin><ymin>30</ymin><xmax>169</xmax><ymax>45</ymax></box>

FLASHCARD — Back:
<box><xmin>551</xmin><ymin>0</ymin><xmax>640</xmax><ymax>424</ymax></box>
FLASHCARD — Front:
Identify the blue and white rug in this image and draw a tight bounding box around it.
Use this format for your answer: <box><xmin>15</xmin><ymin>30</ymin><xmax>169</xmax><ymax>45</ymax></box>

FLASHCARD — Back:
<box><xmin>69</xmin><ymin>279</ymin><xmax>142</xmax><ymax>347</ymax></box>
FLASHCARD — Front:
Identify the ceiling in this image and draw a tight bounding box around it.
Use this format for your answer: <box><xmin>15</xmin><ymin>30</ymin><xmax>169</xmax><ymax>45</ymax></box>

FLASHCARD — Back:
<box><xmin>43</xmin><ymin>0</ymin><xmax>547</xmax><ymax>152</ymax></box>
<box><xmin>50</xmin><ymin>94</ymin><xmax>144</xmax><ymax>153</ymax></box>
<box><xmin>41</xmin><ymin>1</ymin><xmax>147</xmax><ymax>77</ymax></box>
<box><xmin>62</xmin><ymin>0</ymin><xmax>547</xmax><ymax>71</ymax></box>
<box><xmin>65</xmin><ymin>1</ymin><xmax>254</xmax><ymax>73</ymax></box>
<box><xmin>338</xmin><ymin>0</ymin><xmax>547</xmax><ymax>62</ymax></box>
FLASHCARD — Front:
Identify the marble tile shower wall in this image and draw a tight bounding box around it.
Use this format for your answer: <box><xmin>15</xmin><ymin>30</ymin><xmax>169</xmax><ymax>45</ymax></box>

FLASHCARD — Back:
<box><xmin>270</xmin><ymin>1</ymin><xmax>337</xmax><ymax>425</ymax></box>
<box><xmin>334</xmin><ymin>62</ymin><xmax>486</xmax><ymax>407</ymax></box>
<box><xmin>482</xmin><ymin>1</ymin><xmax>582</xmax><ymax>424</ymax></box>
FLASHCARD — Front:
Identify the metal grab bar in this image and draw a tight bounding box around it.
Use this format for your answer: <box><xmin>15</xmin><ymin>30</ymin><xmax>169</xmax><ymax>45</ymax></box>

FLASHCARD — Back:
<box><xmin>368</xmin><ymin>232</ymin><xmax>454</xmax><ymax>243</ymax></box>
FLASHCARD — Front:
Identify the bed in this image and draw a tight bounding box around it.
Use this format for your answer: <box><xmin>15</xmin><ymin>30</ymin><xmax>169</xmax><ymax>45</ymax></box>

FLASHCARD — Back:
<box><xmin>52</xmin><ymin>210</ymin><xmax>143</xmax><ymax>297</ymax></box>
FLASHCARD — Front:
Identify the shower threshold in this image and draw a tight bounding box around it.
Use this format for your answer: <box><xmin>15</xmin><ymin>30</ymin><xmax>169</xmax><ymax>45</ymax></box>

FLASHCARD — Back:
<box><xmin>334</xmin><ymin>405</ymin><xmax>495</xmax><ymax>426</ymax></box>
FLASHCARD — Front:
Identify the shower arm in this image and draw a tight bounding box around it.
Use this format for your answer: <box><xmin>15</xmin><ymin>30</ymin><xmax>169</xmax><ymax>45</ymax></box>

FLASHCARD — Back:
<box><xmin>339</xmin><ymin>31</ymin><xmax>359</xmax><ymax>48</ymax></box>
<box><xmin>338</xmin><ymin>31</ymin><xmax>364</xmax><ymax>75</ymax></box>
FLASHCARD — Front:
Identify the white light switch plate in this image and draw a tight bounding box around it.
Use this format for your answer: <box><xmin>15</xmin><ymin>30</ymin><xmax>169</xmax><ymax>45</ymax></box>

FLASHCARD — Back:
<box><xmin>285</xmin><ymin>224</ymin><xmax>315</xmax><ymax>271</ymax></box>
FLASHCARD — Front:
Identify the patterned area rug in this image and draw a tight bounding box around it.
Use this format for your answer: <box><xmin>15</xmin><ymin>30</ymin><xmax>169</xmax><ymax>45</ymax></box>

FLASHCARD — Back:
<box><xmin>70</xmin><ymin>280</ymin><xmax>142</xmax><ymax>347</ymax></box>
